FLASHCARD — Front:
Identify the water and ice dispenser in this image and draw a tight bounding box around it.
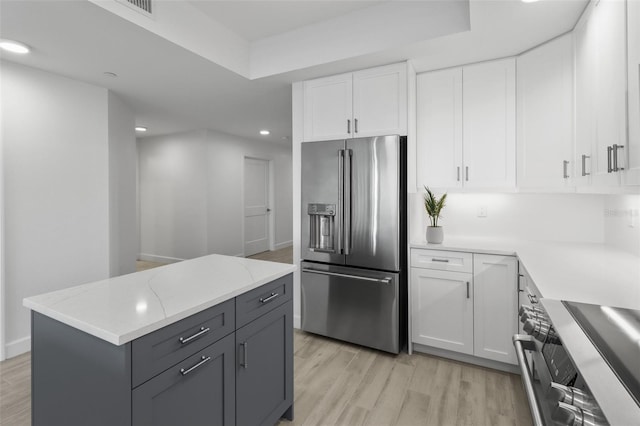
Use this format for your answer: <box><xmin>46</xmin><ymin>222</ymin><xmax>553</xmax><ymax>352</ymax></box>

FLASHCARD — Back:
<box><xmin>307</xmin><ymin>203</ymin><xmax>336</xmax><ymax>253</ymax></box>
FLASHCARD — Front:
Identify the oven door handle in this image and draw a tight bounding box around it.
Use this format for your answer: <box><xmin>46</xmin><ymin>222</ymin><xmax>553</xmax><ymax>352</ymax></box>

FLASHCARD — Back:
<box><xmin>513</xmin><ymin>334</ymin><xmax>544</xmax><ymax>426</ymax></box>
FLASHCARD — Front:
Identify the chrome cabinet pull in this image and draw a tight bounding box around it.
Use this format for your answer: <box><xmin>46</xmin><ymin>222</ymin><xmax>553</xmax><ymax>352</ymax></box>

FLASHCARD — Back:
<box><xmin>581</xmin><ymin>154</ymin><xmax>590</xmax><ymax>176</ymax></box>
<box><xmin>607</xmin><ymin>146</ymin><xmax>613</xmax><ymax>173</ymax></box>
<box><xmin>431</xmin><ymin>258</ymin><xmax>449</xmax><ymax>263</ymax></box>
<box><xmin>457</xmin><ymin>166</ymin><xmax>461</xmax><ymax>182</ymax></box>
<box><xmin>528</xmin><ymin>294</ymin><xmax>538</xmax><ymax>304</ymax></box>
<box><xmin>612</xmin><ymin>144</ymin><xmax>624</xmax><ymax>171</ymax></box>
<box><xmin>259</xmin><ymin>292</ymin><xmax>279</xmax><ymax>303</ymax></box>
<box><xmin>302</xmin><ymin>268</ymin><xmax>392</xmax><ymax>284</ymax></box>
<box><xmin>179</xmin><ymin>326</ymin><xmax>210</xmax><ymax>345</ymax></box>
<box><xmin>563</xmin><ymin>160</ymin><xmax>569</xmax><ymax>179</ymax></box>
<box><xmin>466</xmin><ymin>281</ymin><xmax>470</xmax><ymax>299</ymax></box>
<box><xmin>240</xmin><ymin>342</ymin><xmax>248</xmax><ymax>368</ymax></box>
<box><xmin>465</xmin><ymin>166</ymin><xmax>469</xmax><ymax>181</ymax></box>
<box><xmin>347</xmin><ymin>119</ymin><xmax>351</xmax><ymax>134</ymax></box>
<box><xmin>180</xmin><ymin>355</ymin><xmax>211</xmax><ymax>376</ymax></box>
<box><xmin>354</xmin><ymin>118</ymin><xmax>358</xmax><ymax>133</ymax></box>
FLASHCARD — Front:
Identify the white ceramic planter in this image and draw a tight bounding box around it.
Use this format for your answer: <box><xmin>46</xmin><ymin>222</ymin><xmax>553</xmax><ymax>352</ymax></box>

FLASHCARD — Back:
<box><xmin>426</xmin><ymin>226</ymin><xmax>444</xmax><ymax>244</ymax></box>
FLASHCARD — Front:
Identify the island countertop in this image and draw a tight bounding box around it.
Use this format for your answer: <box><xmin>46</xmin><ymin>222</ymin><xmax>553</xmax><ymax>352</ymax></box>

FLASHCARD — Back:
<box><xmin>23</xmin><ymin>254</ymin><xmax>297</xmax><ymax>345</ymax></box>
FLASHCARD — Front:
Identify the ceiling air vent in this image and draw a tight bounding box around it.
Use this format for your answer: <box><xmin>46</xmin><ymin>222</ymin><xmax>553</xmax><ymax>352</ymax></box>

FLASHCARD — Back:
<box><xmin>115</xmin><ymin>0</ymin><xmax>153</xmax><ymax>17</ymax></box>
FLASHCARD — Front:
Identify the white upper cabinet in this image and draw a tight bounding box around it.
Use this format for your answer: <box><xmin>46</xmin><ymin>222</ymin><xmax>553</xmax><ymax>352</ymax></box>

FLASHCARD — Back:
<box><xmin>625</xmin><ymin>0</ymin><xmax>640</xmax><ymax>185</ymax></box>
<box><xmin>302</xmin><ymin>63</ymin><xmax>407</xmax><ymax>142</ymax></box>
<box><xmin>517</xmin><ymin>34</ymin><xmax>574</xmax><ymax>190</ymax></box>
<box><xmin>416</xmin><ymin>58</ymin><xmax>516</xmax><ymax>190</ymax></box>
<box><xmin>303</xmin><ymin>73</ymin><xmax>353</xmax><ymax>142</ymax></box>
<box><xmin>416</xmin><ymin>68</ymin><xmax>463</xmax><ymax>189</ymax></box>
<box><xmin>575</xmin><ymin>0</ymin><xmax>627</xmax><ymax>188</ymax></box>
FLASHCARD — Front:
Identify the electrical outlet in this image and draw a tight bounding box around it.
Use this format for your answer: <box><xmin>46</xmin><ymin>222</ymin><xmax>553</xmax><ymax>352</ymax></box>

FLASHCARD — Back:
<box><xmin>477</xmin><ymin>206</ymin><xmax>488</xmax><ymax>218</ymax></box>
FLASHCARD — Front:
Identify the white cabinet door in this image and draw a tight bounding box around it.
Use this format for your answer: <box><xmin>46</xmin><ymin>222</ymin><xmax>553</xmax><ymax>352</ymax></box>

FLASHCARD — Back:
<box><xmin>517</xmin><ymin>34</ymin><xmax>574</xmax><ymax>190</ymax></box>
<box><xmin>353</xmin><ymin>63</ymin><xmax>407</xmax><ymax>138</ymax></box>
<box><xmin>473</xmin><ymin>254</ymin><xmax>517</xmax><ymax>365</ymax></box>
<box><xmin>411</xmin><ymin>267</ymin><xmax>473</xmax><ymax>355</ymax></box>
<box><xmin>592</xmin><ymin>0</ymin><xmax>626</xmax><ymax>186</ymax></box>
<box><xmin>462</xmin><ymin>58</ymin><xmax>516</xmax><ymax>189</ymax></box>
<box><xmin>416</xmin><ymin>68</ymin><xmax>463</xmax><ymax>189</ymax></box>
<box><xmin>303</xmin><ymin>73</ymin><xmax>352</xmax><ymax>142</ymax></box>
<box><xmin>625</xmin><ymin>0</ymin><xmax>640</xmax><ymax>185</ymax></box>
<box><xmin>574</xmin><ymin>11</ymin><xmax>597</xmax><ymax>187</ymax></box>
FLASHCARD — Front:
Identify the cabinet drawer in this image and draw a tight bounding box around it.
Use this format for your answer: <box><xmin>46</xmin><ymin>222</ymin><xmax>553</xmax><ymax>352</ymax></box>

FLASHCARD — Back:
<box><xmin>411</xmin><ymin>249</ymin><xmax>473</xmax><ymax>273</ymax></box>
<box><xmin>132</xmin><ymin>299</ymin><xmax>235</xmax><ymax>388</ymax></box>
<box><xmin>236</xmin><ymin>274</ymin><xmax>292</xmax><ymax>328</ymax></box>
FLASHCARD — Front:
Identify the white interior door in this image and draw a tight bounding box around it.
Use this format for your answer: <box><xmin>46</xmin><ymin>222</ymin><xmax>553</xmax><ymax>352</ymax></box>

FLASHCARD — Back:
<box><xmin>244</xmin><ymin>158</ymin><xmax>270</xmax><ymax>256</ymax></box>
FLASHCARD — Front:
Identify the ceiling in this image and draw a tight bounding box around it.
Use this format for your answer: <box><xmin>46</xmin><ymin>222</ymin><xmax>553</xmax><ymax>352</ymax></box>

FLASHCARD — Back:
<box><xmin>0</xmin><ymin>0</ymin><xmax>588</xmax><ymax>145</ymax></box>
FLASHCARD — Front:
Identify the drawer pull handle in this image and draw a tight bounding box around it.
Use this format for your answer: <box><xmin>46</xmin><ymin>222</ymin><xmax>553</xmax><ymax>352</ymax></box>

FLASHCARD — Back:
<box><xmin>260</xmin><ymin>292</ymin><xmax>279</xmax><ymax>303</ymax></box>
<box><xmin>180</xmin><ymin>355</ymin><xmax>211</xmax><ymax>376</ymax></box>
<box><xmin>528</xmin><ymin>294</ymin><xmax>538</xmax><ymax>304</ymax></box>
<box><xmin>466</xmin><ymin>281</ymin><xmax>470</xmax><ymax>299</ymax></box>
<box><xmin>431</xmin><ymin>258</ymin><xmax>449</xmax><ymax>263</ymax></box>
<box><xmin>179</xmin><ymin>326</ymin><xmax>210</xmax><ymax>345</ymax></box>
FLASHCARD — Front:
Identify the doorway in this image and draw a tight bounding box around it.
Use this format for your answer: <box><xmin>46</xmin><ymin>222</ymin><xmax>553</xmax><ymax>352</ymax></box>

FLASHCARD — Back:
<box><xmin>243</xmin><ymin>157</ymin><xmax>272</xmax><ymax>257</ymax></box>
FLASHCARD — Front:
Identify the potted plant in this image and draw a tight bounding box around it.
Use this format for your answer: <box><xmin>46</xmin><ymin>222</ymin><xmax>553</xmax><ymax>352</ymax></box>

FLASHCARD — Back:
<box><xmin>423</xmin><ymin>186</ymin><xmax>447</xmax><ymax>244</ymax></box>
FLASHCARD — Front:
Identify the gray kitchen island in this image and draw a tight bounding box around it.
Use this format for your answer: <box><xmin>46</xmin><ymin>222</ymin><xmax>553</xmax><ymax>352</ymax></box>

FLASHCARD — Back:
<box><xmin>23</xmin><ymin>254</ymin><xmax>296</xmax><ymax>426</ymax></box>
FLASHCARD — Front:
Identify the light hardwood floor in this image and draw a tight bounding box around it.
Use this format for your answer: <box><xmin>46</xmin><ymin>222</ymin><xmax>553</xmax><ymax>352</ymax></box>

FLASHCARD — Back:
<box><xmin>1</xmin><ymin>247</ymin><xmax>532</xmax><ymax>425</ymax></box>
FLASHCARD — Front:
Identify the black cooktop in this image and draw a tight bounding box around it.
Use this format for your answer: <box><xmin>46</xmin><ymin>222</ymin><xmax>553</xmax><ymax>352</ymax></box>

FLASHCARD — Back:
<box><xmin>563</xmin><ymin>301</ymin><xmax>640</xmax><ymax>408</ymax></box>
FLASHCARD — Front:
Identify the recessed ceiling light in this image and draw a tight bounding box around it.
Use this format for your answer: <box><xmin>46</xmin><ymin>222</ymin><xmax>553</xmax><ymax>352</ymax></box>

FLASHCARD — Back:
<box><xmin>135</xmin><ymin>126</ymin><xmax>148</xmax><ymax>132</ymax></box>
<box><xmin>521</xmin><ymin>0</ymin><xmax>539</xmax><ymax>3</ymax></box>
<box><xmin>0</xmin><ymin>39</ymin><xmax>30</xmax><ymax>54</ymax></box>
<box><xmin>260</xmin><ymin>130</ymin><xmax>270</xmax><ymax>135</ymax></box>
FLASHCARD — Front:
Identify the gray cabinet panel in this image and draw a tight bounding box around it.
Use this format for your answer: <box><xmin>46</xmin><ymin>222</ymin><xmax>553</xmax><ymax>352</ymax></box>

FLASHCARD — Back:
<box><xmin>132</xmin><ymin>299</ymin><xmax>235</xmax><ymax>387</ymax></box>
<box><xmin>31</xmin><ymin>312</ymin><xmax>132</xmax><ymax>426</ymax></box>
<box><xmin>132</xmin><ymin>333</ymin><xmax>235</xmax><ymax>426</ymax></box>
<box><xmin>236</xmin><ymin>300</ymin><xmax>293</xmax><ymax>426</ymax></box>
<box><xmin>236</xmin><ymin>274</ymin><xmax>292</xmax><ymax>328</ymax></box>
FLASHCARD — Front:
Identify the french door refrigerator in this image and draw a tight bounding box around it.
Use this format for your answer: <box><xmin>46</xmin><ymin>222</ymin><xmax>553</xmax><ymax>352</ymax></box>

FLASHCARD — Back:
<box><xmin>301</xmin><ymin>135</ymin><xmax>406</xmax><ymax>354</ymax></box>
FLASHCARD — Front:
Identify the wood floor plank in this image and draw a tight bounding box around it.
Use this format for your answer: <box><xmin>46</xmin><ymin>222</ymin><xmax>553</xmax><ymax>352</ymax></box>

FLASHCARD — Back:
<box><xmin>363</xmin><ymin>362</ymin><xmax>415</xmax><ymax>426</ymax></box>
<box><xmin>394</xmin><ymin>389</ymin><xmax>431</xmax><ymax>426</ymax></box>
<box><xmin>348</xmin><ymin>352</ymin><xmax>397</xmax><ymax>410</ymax></box>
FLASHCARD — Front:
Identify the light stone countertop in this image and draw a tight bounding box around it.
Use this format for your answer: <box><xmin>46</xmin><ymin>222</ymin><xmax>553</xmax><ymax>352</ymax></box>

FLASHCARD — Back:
<box><xmin>410</xmin><ymin>237</ymin><xmax>640</xmax><ymax>310</ymax></box>
<box><xmin>23</xmin><ymin>254</ymin><xmax>296</xmax><ymax>345</ymax></box>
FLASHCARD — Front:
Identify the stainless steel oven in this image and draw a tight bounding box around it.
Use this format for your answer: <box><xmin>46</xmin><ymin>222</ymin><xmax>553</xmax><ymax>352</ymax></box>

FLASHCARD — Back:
<box><xmin>513</xmin><ymin>299</ymin><xmax>640</xmax><ymax>426</ymax></box>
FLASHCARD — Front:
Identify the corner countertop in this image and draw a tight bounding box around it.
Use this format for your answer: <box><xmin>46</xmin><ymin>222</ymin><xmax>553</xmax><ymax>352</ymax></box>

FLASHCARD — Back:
<box><xmin>410</xmin><ymin>237</ymin><xmax>640</xmax><ymax>310</ymax></box>
<box><xmin>23</xmin><ymin>254</ymin><xmax>297</xmax><ymax>346</ymax></box>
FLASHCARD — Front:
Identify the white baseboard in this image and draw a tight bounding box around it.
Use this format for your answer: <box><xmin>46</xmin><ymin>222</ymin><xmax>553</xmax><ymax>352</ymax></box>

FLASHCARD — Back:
<box><xmin>274</xmin><ymin>241</ymin><xmax>293</xmax><ymax>250</ymax></box>
<box><xmin>411</xmin><ymin>342</ymin><xmax>519</xmax><ymax>374</ymax></box>
<box><xmin>294</xmin><ymin>314</ymin><xmax>301</xmax><ymax>329</ymax></box>
<box><xmin>6</xmin><ymin>336</ymin><xmax>30</xmax><ymax>359</ymax></box>
<box><xmin>137</xmin><ymin>253</ymin><xmax>184</xmax><ymax>264</ymax></box>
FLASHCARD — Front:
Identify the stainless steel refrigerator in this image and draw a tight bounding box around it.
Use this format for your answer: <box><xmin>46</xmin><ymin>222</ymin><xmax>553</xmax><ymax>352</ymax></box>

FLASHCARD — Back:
<box><xmin>300</xmin><ymin>135</ymin><xmax>406</xmax><ymax>354</ymax></box>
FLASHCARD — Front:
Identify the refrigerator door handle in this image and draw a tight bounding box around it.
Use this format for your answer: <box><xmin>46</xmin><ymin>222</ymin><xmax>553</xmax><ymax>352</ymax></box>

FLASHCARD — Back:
<box><xmin>301</xmin><ymin>268</ymin><xmax>392</xmax><ymax>284</ymax></box>
<box><xmin>343</xmin><ymin>149</ymin><xmax>353</xmax><ymax>255</ymax></box>
<box><xmin>337</xmin><ymin>149</ymin><xmax>344</xmax><ymax>255</ymax></box>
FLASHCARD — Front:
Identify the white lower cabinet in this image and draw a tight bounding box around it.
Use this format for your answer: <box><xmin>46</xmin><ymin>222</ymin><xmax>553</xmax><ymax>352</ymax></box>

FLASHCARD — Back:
<box><xmin>410</xmin><ymin>249</ymin><xmax>517</xmax><ymax>365</ymax></box>
<box><xmin>411</xmin><ymin>268</ymin><xmax>473</xmax><ymax>354</ymax></box>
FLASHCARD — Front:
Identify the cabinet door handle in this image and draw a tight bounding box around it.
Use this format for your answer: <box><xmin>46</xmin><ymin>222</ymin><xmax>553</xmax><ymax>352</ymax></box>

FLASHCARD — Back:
<box><xmin>612</xmin><ymin>144</ymin><xmax>624</xmax><ymax>172</ymax></box>
<box><xmin>607</xmin><ymin>146</ymin><xmax>613</xmax><ymax>173</ymax></box>
<box><xmin>347</xmin><ymin>119</ymin><xmax>351</xmax><ymax>134</ymax></box>
<box><xmin>466</xmin><ymin>282</ymin><xmax>470</xmax><ymax>299</ymax></box>
<box><xmin>457</xmin><ymin>167</ymin><xmax>461</xmax><ymax>182</ymax></box>
<box><xmin>179</xmin><ymin>326</ymin><xmax>210</xmax><ymax>345</ymax></box>
<box><xmin>354</xmin><ymin>118</ymin><xmax>358</xmax><ymax>134</ymax></box>
<box><xmin>465</xmin><ymin>166</ymin><xmax>469</xmax><ymax>182</ymax></box>
<box><xmin>563</xmin><ymin>160</ymin><xmax>569</xmax><ymax>179</ymax></box>
<box><xmin>581</xmin><ymin>154</ymin><xmax>590</xmax><ymax>176</ymax></box>
<box><xmin>431</xmin><ymin>258</ymin><xmax>449</xmax><ymax>263</ymax></box>
<box><xmin>180</xmin><ymin>355</ymin><xmax>211</xmax><ymax>376</ymax></box>
<box><xmin>240</xmin><ymin>342</ymin><xmax>248</xmax><ymax>368</ymax></box>
<box><xmin>259</xmin><ymin>292</ymin><xmax>279</xmax><ymax>304</ymax></box>
<box><xmin>528</xmin><ymin>294</ymin><xmax>538</xmax><ymax>304</ymax></box>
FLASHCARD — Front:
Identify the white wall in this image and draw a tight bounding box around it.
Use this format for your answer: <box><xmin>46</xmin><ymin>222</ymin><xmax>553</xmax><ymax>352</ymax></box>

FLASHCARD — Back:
<box><xmin>138</xmin><ymin>129</ymin><xmax>292</xmax><ymax>261</ymax></box>
<box><xmin>604</xmin><ymin>194</ymin><xmax>640</xmax><ymax>256</ymax></box>
<box><xmin>108</xmin><ymin>92</ymin><xmax>138</xmax><ymax>276</ymax></box>
<box><xmin>1</xmin><ymin>61</ymin><xmax>113</xmax><ymax>357</ymax></box>
<box><xmin>409</xmin><ymin>192</ymin><xmax>606</xmax><ymax>243</ymax></box>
